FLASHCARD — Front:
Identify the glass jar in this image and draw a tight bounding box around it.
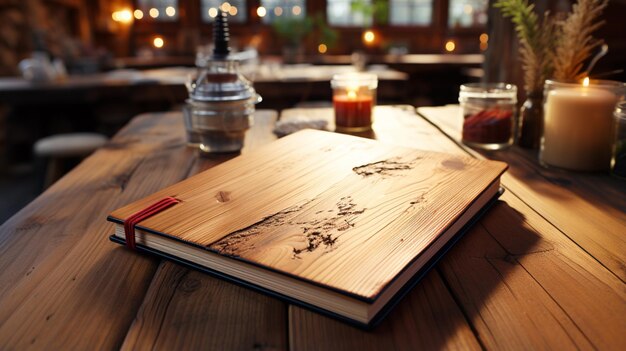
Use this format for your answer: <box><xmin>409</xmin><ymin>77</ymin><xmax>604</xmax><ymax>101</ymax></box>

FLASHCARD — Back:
<box><xmin>185</xmin><ymin>59</ymin><xmax>261</xmax><ymax>154</ymax></box>
<box><xmin>459</xmin><ymin>83</ymin><xmax>517</xmax><ymax>150</ymax></box>
<box><xmin>331</xmin><ymin>73</ymin><xmax>378</xmax><ymax>132</ymax></box>
<box><xmin>541</xmin><ymin>79</ymin><xmax>625</xmax><ymax>171</ymax></box>
<box><xmin>611</xmin><ymin>101</ymin><xmax>626</xmax><ymax>178</ymax></box>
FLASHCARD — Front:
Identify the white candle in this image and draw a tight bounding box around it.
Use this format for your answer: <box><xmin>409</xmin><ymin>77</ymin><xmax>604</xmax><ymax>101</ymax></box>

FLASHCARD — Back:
<box><xmin>542</xmin><ymin>80</ymin><xmax>619</xmax><ymax>171</ymax></box>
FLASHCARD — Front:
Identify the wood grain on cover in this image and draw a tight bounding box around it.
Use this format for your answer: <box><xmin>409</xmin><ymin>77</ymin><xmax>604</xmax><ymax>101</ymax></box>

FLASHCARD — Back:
<box><xmin>110</xmin><ymin>130</ymin><xmax>506</xmax><ymax>299</ymax></box>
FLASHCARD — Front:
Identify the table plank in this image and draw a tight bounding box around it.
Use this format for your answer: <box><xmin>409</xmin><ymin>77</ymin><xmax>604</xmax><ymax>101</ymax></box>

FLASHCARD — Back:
<box><xmin>0</xmin><ymin>110</ymin><xmax>279</xmax><ymax>349</ymax></box>
<box><xmin>0</xmin><ymin>112</ymin><xmax>193</xmax><ymax>349</ymax></box>
<box><xmin>120</xmin><ymin>111</ymin><xmax>289</xmax><ymax>350</ymax></box>
<box><xmin>121</xmin><ymin>264</ymin><xmax>287</xmax><ymax>351</ymax></box>
<box><xmin>289</xmin><ymin>272</ymin><xmax>482</xmax><ymax>351</ymax></box>
<box><xmin>284</xmin><ymin>106</ymin><xmax>625</xmax><ymax>350</ymax></box>
<box><xmin>418</xmin><ymin>105</ymin><xmax>626</xmax><ymax>281</ymax></box>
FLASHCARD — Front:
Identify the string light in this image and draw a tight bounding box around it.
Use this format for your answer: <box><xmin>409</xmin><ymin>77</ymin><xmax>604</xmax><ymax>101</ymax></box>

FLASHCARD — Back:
<box><xmin>318</xmin><ymin>44</ymin><xmax>328</xmax><ymax>54</ymax></box>
<box><xmin>208</xmin><ymin>8</ymin><xmax>218</xmax><ymax>18</ymax></box>
<box><xmin>445</xmin><ymin>40</ymin><xmax>456</xmax><ymax>52</ymax></box>
<box><xmin>221</xmin><ymin>2</ymin><xmax>231</xmax><ymax>12</ymax></box>
<box><xmin>229</xmin><ymin>6</ymin><xmax>238</xmax><ymax>16</ymax></box>
<box><xmin>479</xmin><ymin>33</ymin><xmax>488</xmax><ymax>51</ymax></box>
<box><xmin>165</xmin><ymin>6</ymin><xmax>176</xmax><ymax>17</ymax></box>
<box><xmin>149</xmin><ymin>8</ymin><xmax>159</xmax><ymax>18</ymax></box>
<box><xmin>274</xmin><ymin>7</ymin><xmax>283</xmax><ymax>16</ymax></box>
<box><xmin>292</xmin><ymin>6</ymin><xmax>302</xmax><ymax>16</ymax></box>
<box><xmin>112</xmin><ymin>9</ymin><xmax>133</xmax><ymax>23</ymax></box>
<box><xmin>257</xmin><ymin>6</ymin><xmax>267</xmax><ymax>17</ymax></box>
<box><xmin>363</xmin><ymin>30</ymin><xmax>375</xmax><ymax>45</ymax></box>
<box><xmin>134</xmin><ymin>9</ymin><xmax>144</xmax><ymax>20</ymax></box>
<box><xmin>153</xmin><ymin>37</ymin><xmax>164</xmax><ymax>48</ymax></box>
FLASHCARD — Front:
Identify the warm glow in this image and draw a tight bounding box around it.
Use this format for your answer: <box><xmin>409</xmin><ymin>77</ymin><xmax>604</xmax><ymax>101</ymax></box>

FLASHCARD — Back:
<box><xmin>480</xmin><ymin>42</ymin><xmax>488</xmax><ymax>51</ymax></box>
<box><xmin>464</xmin><ymin>4</ymin><xmax>473</xmax><ymax>14</ymax></box>
<box><xmin>208</xmin><ymin>8</ymin><xmax>218</xmax><ymax>18</ymax></box>
<box><xmin>257</xmin><ymin>6</ymin><xmax>267</xmax><ymax>17</ymax></box>
<box><xmin>149</xmin><ymin>8</ymin><xmax>159</xmax><ymax>18</ymax></box>
<box><xmin>292</xmin><ymin>6</ymin><xmax>302</xmax><ymax>15</ymax></box>
<box><xmin>445</xmin><ymin>40</ymin><xmax>456</xmax><ymax>52</ymax></box>
<box><xmin>250</xmin><ymin>34</ymin><xmax>262</xmax><ymax>47</ymax></box>
<box><xmin>112</xmin><ymin>9</ymin><xmax>133</xmax><ymax>23</ymax></box>
<box><xmin>363</xmin><ymin>30</ymin><xmax>375</xmax><ymax>44</ymax></box>
<box><xmin>274</xmin><ymin>7</ymin><xmax>283</xmax><ymax>16</ymax></box>
<box><xmin>153</xmin><ymin>37</ymin><xmax>164</xmax><ymax>48</ymax></box>
<box><xmin>165</xmin><ymin>6</ymin><xmax>176</xmax><ymax>17</ymax></box>
<box><xmin>583</xmin><ymin>77</ymin><xmax>590</xmax><ymax>87</ymax></box>
<box><xmin>229</xmin><ymin>6</ymin><xmax>238</xmax><ymax>16</ymax></box>
<box><xmin>134</xmin><ymin>9</ymin><xmax>144</xmax><ymax>20</ymax></box>
<box><xmin>318</xmin><ymin>44</ymin><xmax>328</xmax><ymax>54</ymax></box>
<box><xmin>347</xmin><ymin>90</ymin><xmax>357</xmax><ymax>99</ymax></box>
<box><xmin>479</xmin><ymin>33</ymin><xmax>488</xmax><ymax>43</ymax></box>
<box><xmin>220</xmin><ymin>2</ymin><xmax>231</xmax><ymax>12</ymax></box>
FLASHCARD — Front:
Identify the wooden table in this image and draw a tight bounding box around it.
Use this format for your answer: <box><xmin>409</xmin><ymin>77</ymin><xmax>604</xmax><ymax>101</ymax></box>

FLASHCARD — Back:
<box><xmin>0</xmin><ymin>106</ymin><xmax>624</xmax><ymax>350</ymax></box>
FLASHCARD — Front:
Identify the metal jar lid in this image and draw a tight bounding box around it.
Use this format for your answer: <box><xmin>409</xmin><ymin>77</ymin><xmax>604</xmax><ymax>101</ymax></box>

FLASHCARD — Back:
<box><xmin>189</xmin><ymin>65</ymin><xmax>256</xmax><ymax>102</ymax></box>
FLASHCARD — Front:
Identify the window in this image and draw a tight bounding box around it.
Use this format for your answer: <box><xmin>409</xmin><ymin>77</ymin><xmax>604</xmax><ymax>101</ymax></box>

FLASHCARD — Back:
<box><xmin>201</xmin><ymin>0</ymin><xmax>247</xmax><ymax>23</ymax></box>
<box><xmin>327</xmin><ymin>0</ymin><xmax>372</xmax><ymax>27</ymax></box>
<box><xmin>137</xmin><ymin>0</ymin><xmax>179</xmax><ymax>21</ymax></box>
<box><xmin>259</xmin><ymin>0</ymin><xmax>306</xmax><ymax>24</ymax></box>
<box><xmin>389</xmin><ymin>0</ymin><xmax>432</xmax><ymax>26</ymax></box>
<box><xmin>448</xmin><ymin>0</ymin><xmax>488</xmax><ymax>28</ymax></box>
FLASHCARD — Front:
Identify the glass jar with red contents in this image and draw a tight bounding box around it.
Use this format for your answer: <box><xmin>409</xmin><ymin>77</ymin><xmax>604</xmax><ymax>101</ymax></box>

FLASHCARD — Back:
<box><xmin>459</xmin><ymin>83</ymin><xmax>517</xmax><ymax>150</ymax></box>
<box><xmin>331</xmin><ymin>73</ymin><xmax>378</xmax><ymax>132</ymax></box>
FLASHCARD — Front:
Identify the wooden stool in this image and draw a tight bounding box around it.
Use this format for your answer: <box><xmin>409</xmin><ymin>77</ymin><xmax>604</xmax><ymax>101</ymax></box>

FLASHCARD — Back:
<box><xmin>34</xmin><ymin>133</ymin><xmax>108</xmax><ymax>189</ymax></box>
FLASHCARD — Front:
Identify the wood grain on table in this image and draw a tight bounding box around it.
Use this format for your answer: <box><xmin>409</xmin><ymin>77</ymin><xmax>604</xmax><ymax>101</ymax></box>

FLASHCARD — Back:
<box><xmin>0</xmin><ymin>106</ymin><xmax>624</xmax><ymax>350</ymax></box>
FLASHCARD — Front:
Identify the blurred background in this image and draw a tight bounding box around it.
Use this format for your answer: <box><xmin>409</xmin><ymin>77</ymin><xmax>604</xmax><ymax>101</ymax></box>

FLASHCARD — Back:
<box><xmin>0</xmin><ymin>0</ymin><xmax>625</xmax><ymax>221</ymax></box>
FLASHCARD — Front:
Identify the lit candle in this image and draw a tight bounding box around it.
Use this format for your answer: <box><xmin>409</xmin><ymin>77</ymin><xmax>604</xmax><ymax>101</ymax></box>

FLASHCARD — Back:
<box><xmin>541</xmin><ymin>78</ymin><xmax>622</xmax><ymax>171</ymax></box>
<box><xmin>331</xmin><ymin>73</ymin><xmax>378</xmax><ymax>133</ymax></box>
<box><xmin>333</xmin><ymin>89</ymin><xmax>373</xmax><ymax>131</ymax></box>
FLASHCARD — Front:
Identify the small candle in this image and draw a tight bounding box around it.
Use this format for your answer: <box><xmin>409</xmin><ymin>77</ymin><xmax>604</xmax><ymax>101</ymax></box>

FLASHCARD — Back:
<box><xmin>331</xmin><ymin>73</ymin><xmax>378</xmax><ymax>132</ymax></box>
<box><xmin>541</xmin><ymin>79</ymin><xmax>622</xmax><ymax>171</ymax></box>
<box><xmin>333</xmin><ymin>90</ymin><xmax>373</xmax><ymax>131</ymax></box>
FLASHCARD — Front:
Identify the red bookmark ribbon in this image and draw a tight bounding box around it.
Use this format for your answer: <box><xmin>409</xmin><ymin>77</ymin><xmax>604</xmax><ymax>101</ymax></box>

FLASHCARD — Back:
<box><xmin>123</xmin><ymin>196</ymin><xmax>180</xmax><ymax>250</ymax></box>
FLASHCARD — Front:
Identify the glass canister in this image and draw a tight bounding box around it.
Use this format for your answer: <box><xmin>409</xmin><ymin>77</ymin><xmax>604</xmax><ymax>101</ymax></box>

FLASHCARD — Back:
<box><xmin>611</xmin><ymin>101</ymin><xmax>626</xmax><ymax>178</ymax></box>
<box><xmin>459</xmin><ymin>83</ymin><xmax>517</xmax><ymax>150</ymax></box>
<box><xmin>185</xmin><ymin>59</ymin><xmax>261</xmax><ymax>153</ymax></box>
<box><xmin>331</xmin><ymin>73</ymin><xmax>378</xmax><ymax>132</ymax></box>
<box><xmin>541</xmin><ymin>79</ymin><xmax>625</xmax><ymax>171</ymax></box>
<box><xmin>183</xmin><ymin>11</ymin><xmax>261</xmax><ymax>154</ymax></box>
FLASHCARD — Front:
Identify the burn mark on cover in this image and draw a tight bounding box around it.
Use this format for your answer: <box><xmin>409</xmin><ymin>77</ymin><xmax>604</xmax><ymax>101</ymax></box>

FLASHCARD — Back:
<box><xmin>352</xmin><ymin>158</ymin><xmax>417</xmax><ymax>177</ymax></box>
<box><xmin>292</xmin><ymin>196</ymin><xmax>365</xmax><ymax>258</ymax></box>
<box><xmin>209</xmin><ymin>197</ymin><xmax>367</xmax><ymax>259</ymax></box>
<box><xmin>209</xmin><ymin>204</ymin><xmax>306</xmax><ymax>256</ymax></box>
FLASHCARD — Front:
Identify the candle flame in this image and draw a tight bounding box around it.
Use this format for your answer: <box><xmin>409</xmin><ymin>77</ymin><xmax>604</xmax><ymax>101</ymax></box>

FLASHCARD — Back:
<box><xmin>583</xmin><ymin>77</ymin><xmax>590</xmax><ymax>87</ymax></box>
<box><xmin>347</xmin><ymin>90</ymin><xmax>357</xmax><ymax>99</ymax></box>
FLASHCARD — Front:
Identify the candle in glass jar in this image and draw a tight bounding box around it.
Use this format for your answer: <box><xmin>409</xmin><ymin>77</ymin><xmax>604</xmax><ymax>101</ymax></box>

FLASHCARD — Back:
<box><xmin>333</xmin><ymin>90</ymin><xmax>373</xmax><ymax>131</ymax></box>
<box><xmin>331</xmin><ymin>72</ymin><xmax>378</xmax><ymax>132</ymax></box>
<box><xmin>542</xmin><ymin>79</ymin><xmax>620</xmax><ymax>171</ymax></box>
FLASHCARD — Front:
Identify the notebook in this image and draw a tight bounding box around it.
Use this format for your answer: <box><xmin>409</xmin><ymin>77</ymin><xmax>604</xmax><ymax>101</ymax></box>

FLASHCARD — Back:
<box><xmin>108</xmin><ymin>129</ymin><xmax>507</xmax><ymax>327</ymax></box>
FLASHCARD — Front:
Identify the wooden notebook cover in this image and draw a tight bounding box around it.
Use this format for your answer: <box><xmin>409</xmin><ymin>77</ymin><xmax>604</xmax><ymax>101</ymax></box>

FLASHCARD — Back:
<box><xmin>108</xmin><ymin>129</ymin><xmax>507</xmax><ymax>301</ymax></box>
